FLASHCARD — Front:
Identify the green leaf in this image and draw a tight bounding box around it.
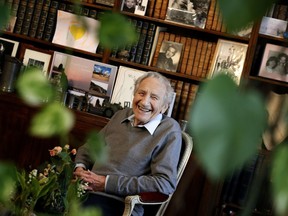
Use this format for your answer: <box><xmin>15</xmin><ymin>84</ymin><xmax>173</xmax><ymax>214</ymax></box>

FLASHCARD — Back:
<box><xmin>16</xmin><ymin>67</ymin><xmax>55</xmax><ymax>106</ymax></box>
<box><xmin>218</xmin><ymin>0</ymin><xmax>276</xmax><ymax>31</ymax></box>
<box><xmin>98</xmin><ymin>12</ymin><xmax>138</xmax><ymax>49</ymax></box>
<box><xmin>190</xmin><ymin>74</ymin><xmax>267</xmax><ymax>180</ymax></box>
<box><xmin>30</xmin><ymin>102</ymin><xmax>75</xmax><ymax>138</ymax></box>
<box><xmin>0</xmin><ymin>163</ymin><xmax>16</xmax><ymax>203</ymax></box>
<box><xmin>271</xmin><ymin>143</ymin><xmax>288</xmax><ymax>216</ymax></box>
<box><xmin>86</xmin><ymin>131</ymin><xmax>107</xmax><ymax>165</ymax></box>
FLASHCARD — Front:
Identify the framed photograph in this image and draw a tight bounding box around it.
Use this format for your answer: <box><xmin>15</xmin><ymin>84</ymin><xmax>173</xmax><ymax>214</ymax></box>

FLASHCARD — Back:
<box><xmin>258</xmin><ymin>43</ymin><xmax>288</xmax><ymax>83</ymax></box>
<box><xmin>165</xmin><ymin>0</ymin><xmax>211</xmax><ymax>29</ymax></box>
<box><xmin>259</xmin><ymin>16</ymin><xmax>287</xmax><ymax>38</ymax></box>
<box><xmin>0</xmin><ymin>37</ymin><xmax>19</xmax><ymax>57</ymax></box>
<box><xmin>208</xmin><ymin>39</ymin><xmax>248</xmax><ymax>85</ymax></box>
<box><xmin>21</xmin><ymin>45</ymin><xmax>53</xmax><ymax>76</ymax></box>
<box><xmin>95</xmin><ymin>0</ymin><xmax>114</xmax><ymax>6</ymax></box>
<box><xmin>156</xmin><ymin>40</ymin><xmax>183</xmax><ymax>72</ymax></box>
<box><xmin>49</xmin><ymin>52</ymin><xmax>118</xmax><ymax>105</ymax></box>
<box><xmin>120</xmin><ymin>0</ymin><xmax>148</xmax><ymax>16</ymax></box>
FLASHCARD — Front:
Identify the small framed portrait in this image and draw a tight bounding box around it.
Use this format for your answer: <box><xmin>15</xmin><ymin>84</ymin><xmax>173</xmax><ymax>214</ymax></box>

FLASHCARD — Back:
<box><xmin>165</xmin><ymin>0</ymin><xmax>211</xmax><ymax>29</ymax></box>
<box><xmin>156</xmin><ymin>40</ymin><xmax>183</xmax><ymax>72</ymax></box>
<box><xmin>20</xmin><ymin>44</ymin><xmax>53</xmax><ymax>76</ymax></box>
<box><xmin>258</xmin><ymin>43</ymin><xmax>288</xmax><ymax>83</ymax></box>
<box><xmin>208</xmin><ymin>39</ymin><xmax>248</xmax><ymax>85</ymax></box>
<box><xmin>120</xmin><ymin>0</ymin><xmax>148</xmax><ymax>16</ymax></box>
<box><xmin>0</xmin><ymin>37</ymin><xmax>19</xmax><ymax>57</ymax></box>
<box><xmin>259</xmin><ymin>16</ymin><xmax>288</xmax><ymax>38</ymax></box>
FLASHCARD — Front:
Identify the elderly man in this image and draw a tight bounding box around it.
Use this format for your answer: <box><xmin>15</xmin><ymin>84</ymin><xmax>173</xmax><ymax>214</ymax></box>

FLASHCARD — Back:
<box><xmin>74</xmin><ymin>71</ymin><xmax>182</xmax><ymax>216</ymax></box>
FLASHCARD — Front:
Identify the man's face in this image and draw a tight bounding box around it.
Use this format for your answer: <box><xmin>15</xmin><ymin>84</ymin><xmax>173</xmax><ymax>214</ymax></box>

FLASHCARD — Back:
<box><xmin>132</xmin><ymin>77</ymin><xmax>167</xmax><ymax>125</ymax></box>
<box><xmin>126</xmin><ymin>0</ymin><xmax>135</xmax><ymax>8</ymax></box>
<box><xmin>165</xmin><ymin>47</ymin><xmax>177</xmax><ymax>58</ymax></box>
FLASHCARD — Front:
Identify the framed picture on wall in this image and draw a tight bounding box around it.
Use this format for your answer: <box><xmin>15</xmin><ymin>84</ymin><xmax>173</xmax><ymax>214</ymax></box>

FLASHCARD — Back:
<box><xmin>120</xmin><ymin>0</ymin><xmax>148</xmax><ymax>16</ymax></box>
<box><xmin>258</xmin><ymin>43</ymin><xmax>288</xmax><ymax>83</ymax></box>
<box><xmin>208</xmin><ymin>39</ymin><xmax>248</xmax><ymax>85</ymax></box>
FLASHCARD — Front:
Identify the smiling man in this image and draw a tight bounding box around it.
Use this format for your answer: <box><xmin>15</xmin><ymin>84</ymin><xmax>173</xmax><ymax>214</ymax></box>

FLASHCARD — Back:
<box><xmin>74</xmin><ymin>72</ymin><xmax>182</xmax><ymax>216</ymax></box>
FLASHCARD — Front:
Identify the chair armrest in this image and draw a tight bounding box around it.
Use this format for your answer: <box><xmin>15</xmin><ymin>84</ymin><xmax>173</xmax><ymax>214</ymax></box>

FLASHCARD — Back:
<box><xmin>123</xmin><ymin>192</ymin><xmax>169</xmax><ymax>216</ymax></box>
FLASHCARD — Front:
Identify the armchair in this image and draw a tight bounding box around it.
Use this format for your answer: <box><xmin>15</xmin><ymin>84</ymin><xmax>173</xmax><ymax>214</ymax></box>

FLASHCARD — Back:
<box><xmin>122</xmin><ymin>131</ymin><xmax>193</xmax><ymax>216</ymax></box>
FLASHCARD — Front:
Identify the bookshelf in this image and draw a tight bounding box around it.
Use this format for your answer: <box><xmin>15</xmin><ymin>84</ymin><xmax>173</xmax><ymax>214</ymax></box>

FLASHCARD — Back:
<box><xmin>1</xmin><ymin>0</ymin><xmax>288</xmax><ymax>215</ymax></box>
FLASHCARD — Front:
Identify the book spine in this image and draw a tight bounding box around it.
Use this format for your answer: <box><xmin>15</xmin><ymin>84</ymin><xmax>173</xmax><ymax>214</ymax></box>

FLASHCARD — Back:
<box><xmin>35</xmin><ymin>0</ymin><xmax>51</xmax><ymax>40</ymax></box>
<box><xmin>205</xmin><ymin>0</ymin><xmax>216</xmax><ymax>30</ymax></box>
<box><xmin>141</xmin><ymin>23</ymin><xmax>156</xmax><ymax>65</ymax></box>
<box><xmin>28</xmin><ymin>0</ymin><xmax>44</xmax><ymax>37</ymax></box>
<box><xmin>153</xmin><ymin>0</ymin><xmax>162</xmax><ymax>19</ymax></box>
<box><xmin>171</xmin><ymin>80</ymin><xmax>183</xmax><ymax>120</ymax></box>
<box><xmin>178</xmin><ymin>82</ymin><xmax>190</xmax><ymax>121</ymax></box>
<box><xmin>21</xmin><ymin>0</ymin><xmax>36</xmax><ymax>36</ymax></box>
<box><xmin>151</xmin><ymin>30</ymin><xmax>165</xmax><ymax>67</ymax></box>
<box><xmin>13</xmin><ymin>0</ymin><xmax>28</xmax><ymax>34</ymax></box>
<box><xmin>201</xmin><ymin>41</ymin><xmax>213</xmax><ymax>78</ymax></box>
<box><xmin>180</xmin><ymin>37</ymin><xmax>191</xmax><ymax>74</ymax></box>
<box><xmin>191</xmin><ymin>39</ymin><xmax>203</xmax><ymax>76</ymax></box>
<box><xmin>129</xmin><ymin>19</ymin><xmax>142</xmax><ymax>62</ymax></box>
<box><xmin>10</xmin><ymin>0</ymin><xmax>20</xmax><ymax>17</ymax></box>
<box><xmin>146</xmin><ymin>0</ymin><xmax>156</xmax><ymax>17</ymax></box>
<box><xmin>211</xmin><ymin>2</ymin><xmax>220</xmax><ymax>31</ymax></box>
<box><xmin>184</xmin><ymin>84</ymin><xmax>198</xmax><ymax>120</ymax></box>
<box><xmin>42</xmin><ymin>0</ymin><xmax>59</xmax><ymax>42</ymax></box>
<box><xmin>185</xmin><ymin>38</ymin><xmax>198</xmax><ymax>75</ymax></box>
<box><xmin>159</xmin><ymin>0</ymin><xmax>169</xmax><ymax>20</ymax></box>
<box><xmin>178</xmin><ymin>36</ymin><xmax>187</xmax><ymax>73</ymax></box>
<box><xmin>196</xmin><ymin>40</ymin><xmax>208</xmax><ymax>77</ymax></box>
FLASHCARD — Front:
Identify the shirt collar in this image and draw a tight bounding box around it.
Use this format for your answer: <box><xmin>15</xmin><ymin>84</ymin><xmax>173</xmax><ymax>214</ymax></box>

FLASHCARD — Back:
<box><xmin>123</xmin><ymin>114</ymin><xmax>163</xmax><ymax>135</ymax></box>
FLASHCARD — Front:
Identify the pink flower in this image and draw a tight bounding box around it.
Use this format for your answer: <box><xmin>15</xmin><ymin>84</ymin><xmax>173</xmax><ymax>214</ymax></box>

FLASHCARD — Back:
<box><xmin>71</xmin><ymin>149</ymin><xmax>77</xmax><ymax>155</ymax></box>
<box><xmin>49</xmin><ymin>146</ymin><xmax>62</xmax><ymax>156</ymax></box>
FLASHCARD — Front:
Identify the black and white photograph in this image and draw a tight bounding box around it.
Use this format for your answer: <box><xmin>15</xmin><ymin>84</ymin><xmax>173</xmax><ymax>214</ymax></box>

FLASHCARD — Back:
<box><xmin>156</xmin><ymin>40</ymin><xmax>183</xmax><ymax>72</ymax></box>
<box><xmin>258</xmin><ymin>43</ymin><xmax>288</xmax><ymax>83</ymax></box>
<box><xmin>208</xmin><ymin>39</ymin><xmax>248</xmax><ymax>85</ymax></box>
<box><xmin>165</xmin><ymin>0</ymin><xmax>211</xmax><ymax>28</ymax></box>
<box><xmin>0</xmin><ymin>37</ymin><xmax>19</xmax><ymax>57</ymax></box>
<box><xmin>121</xmin><ymin>0</ymin><xmax>148</xmax><ymax>16</ymax></box>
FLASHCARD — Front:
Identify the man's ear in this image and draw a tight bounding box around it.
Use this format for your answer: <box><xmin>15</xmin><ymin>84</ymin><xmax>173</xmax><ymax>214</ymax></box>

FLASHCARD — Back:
<box><xmin>161</xmin><ymin>104</ymin><xmax>169</xmax><ymax>114</ymax></box>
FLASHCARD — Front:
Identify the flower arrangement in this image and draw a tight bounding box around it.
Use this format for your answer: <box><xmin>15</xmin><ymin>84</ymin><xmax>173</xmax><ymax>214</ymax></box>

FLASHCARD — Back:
<box><xmin>9</xmin><ymin>145</ymin><xmax>86</xmax><ymax>216</ymax></box>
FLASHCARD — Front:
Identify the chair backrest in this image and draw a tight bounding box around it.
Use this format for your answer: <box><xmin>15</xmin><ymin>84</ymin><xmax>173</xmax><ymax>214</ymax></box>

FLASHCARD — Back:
<box><xmin>154</xmin><ymin>131</ymin><xmax>193</xmax><ymax>216</ymax></box>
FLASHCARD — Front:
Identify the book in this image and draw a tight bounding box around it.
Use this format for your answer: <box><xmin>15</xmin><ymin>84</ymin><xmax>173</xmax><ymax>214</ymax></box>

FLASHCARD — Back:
<box><xmin>153</xmin><ymin>0</ymin><xmax>163</xmax><ymax>18</ymax></box>
<box><xmin>10</xmin><ymin>0</ymin><xmax>20</xmax><ymax>17</ymax></box>
<box><xmin>159</xmin><ymin>0</ymin><xmax>169</xmax><ymax>19</ymax></box>
<box><xmin>151</xmin><ymin>30</ymin><xmax>166</xmax><ymax>67</ymax></box>
<box><xmin>135</xmin><ymin>21</ymin><xmax>149</xmax><ymax>63</ymax></box>
<box><xmin>146</xmin><ymin>0</ymin><xmax>156</xmax><ymax>17</ymax></box>
<box><xmin>128</xmin><ymin>19</ymin><xmax>142</xmax><ymax>62</ymax></box>
<box><xmin>28</xmin><ymin>0</ymin><xmax>44</xmax><ymax>38</ymax></box>
<box><xmin>42</xmin><ymin>0</ymin><xmax>59</xmax><ymax>41</ymax></box>
<box><xmin>185</xmin><ymin>38</ymin><xmax>198</xmax><ymax>75</ymax></box>
<box><xmin>211</xmin><ymin>1</ymin><xmax>220</xmax><ymax>31</ymax></box>
<box><xmin>178</xmin><ymin>82</ymin><xmax>190</xmax><ymax>121</ymax></box>
<box><xmin>13</xmin><ymin>0</ymin><xmax>28</xmax><ymax>34</ymax></box>
<box><xmin>201</xmin><ymin>41</ymin><xmax>213</xmax><ymax>78</ymax></box>
<box><xmin>177</xmin><ymin>36</ymin><xmax>187</xmax><ymax>73</ymax></box>
<box><xmin>21</xmin><ymin>0</ymin><xmax>36</xmax><ymax>36</ymax></box>
<box><xmin>141</xmin><ymin>23</ymin><xmax>156</xmax><ymax>65</ymax></box>
<box><xmin>35</xmin><ymin>0</ymin><xmax>51</xmax><ymax>39</ymax></box>
<box><xmin>171</xmin><ymin>80</ymin><xmax>183</xmax><ymax>119</ymax></box>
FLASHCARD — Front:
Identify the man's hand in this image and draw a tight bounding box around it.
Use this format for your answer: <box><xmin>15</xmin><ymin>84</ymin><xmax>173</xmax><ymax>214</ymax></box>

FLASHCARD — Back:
<box><xmin>73</xmin><ymin>168</ymin><xmax>106</xmax><ymax>192</ymax></box>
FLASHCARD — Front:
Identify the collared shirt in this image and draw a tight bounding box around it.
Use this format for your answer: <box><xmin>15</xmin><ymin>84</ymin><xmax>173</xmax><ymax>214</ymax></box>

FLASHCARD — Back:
<box><xmin>124</xmin><ymin>113</ymin><xmax>163</xmax><ymax>135</ymax></box>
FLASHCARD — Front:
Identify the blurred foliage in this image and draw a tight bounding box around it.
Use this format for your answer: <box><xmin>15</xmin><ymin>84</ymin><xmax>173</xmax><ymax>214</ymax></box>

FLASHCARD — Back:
<box><xmin>190</xmin><ymin>74</ymin><xmax>267</xmax><ymax>179</ymax></box>
<box><xmin>218</xmin><ymin>0</ymin><xmax>276</xmax><ymax>31</ymax></box>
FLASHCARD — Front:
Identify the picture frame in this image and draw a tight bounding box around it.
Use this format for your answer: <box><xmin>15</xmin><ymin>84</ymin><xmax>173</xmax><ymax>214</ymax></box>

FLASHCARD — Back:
<box><xmin>165</xmin><ymin>0</ymin><xmax>211</xmax><ymax>29</ymax></box>
<box><xmin>259</xmin><ymin>16</ymin><xmax>287</xmax><ymax>38</ymax></box>
<box><xmin>156</xmin><ymin>40</ymin><xmax>183</xmax><ymax>72</ymax></box>
<box><xmin>120</xmin><ymin>0</ymin><xmax>148</xmax><ymax>16</ymax></box>
<box><xmin>258</xmin><ymin>43</ymin><xmax>288</xmax><ymax>83</ymax></box>
<box><xmin>208</xmin><ymin>39</ymin><xmax>248</xmax><ymax>85</ymax></box>
<box><xmin>49</xmin><ymin>52</ymin><xmax>118</xmax><ymax>106</ymax></box>
<box><xmin>20</xmin><ymin>44</ymin><xmax>53</xmax><ymax>76</ymax></box>
<box><xmin>0</xmin><ymin>37</ymin><xmax>19</xmax><ymax>57</ymax></box>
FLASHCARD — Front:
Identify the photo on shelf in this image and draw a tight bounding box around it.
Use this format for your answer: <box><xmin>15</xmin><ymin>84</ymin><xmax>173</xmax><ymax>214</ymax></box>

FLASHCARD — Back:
<box><xmin>259</xmin><ymin>16</ymin><xmax>287</xmax><ymax>38</ymax></box>
<box><xmin>49</xmin><ymin>52</ymin><xmax>118</xmax><ymax>107</ymax></box>
<box><xmin>95</xmin><ymin>0</ymin><xmax>114</xmax><ymax>6</ymax></box>
<box><xmin>120</xmin><ymin>0</ymin><xmax>148</xmax><ymax>16</ymax></box>
<box><xmin>208</xmin><ymin>39</ymin><xmax>248</xmax><ymax>85</ymax></box>
<box><xmin>0</xmin><ymin>37</ymin><xmax>19</xmax><ymax>57</ymax></box>
<box><xmin>20</xmin><ymin>44</ymin><xmax>53</xmax><ymax>76</ymax></box>
<box><xmin>165</xmin><ymin>0</ymin><xmax>211</xmax><ymax>29</ymax></box>
<box><xmin>155</xmin><ymin>40</ymin><xmax>183</xmax><ymax>72</ymax></box>
<box><xmin>52</xmin><ymin>10</ymin><xmax>100</xmax><ymax>53</ymax></box>
<box><xmin>258</xmin><ymin>43</ymin><xmax>288</xmax><ymax>83</ymax></box>
<box><xmin>110</xmin><ymin>66</ymin><xmax>176</xmax><ymax>117</ymax></box>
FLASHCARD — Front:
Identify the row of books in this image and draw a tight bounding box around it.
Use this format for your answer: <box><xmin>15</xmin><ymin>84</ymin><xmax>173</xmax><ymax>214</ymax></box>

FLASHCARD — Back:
<box><xmin>266</xmin><ymin>2</ymin><xmax>288</xmax><ymax>21</ymax></box>
<box><xmin>7</xmin><ymin>0</ymin><xmax>101</xmax><ymax>41</ymax></box>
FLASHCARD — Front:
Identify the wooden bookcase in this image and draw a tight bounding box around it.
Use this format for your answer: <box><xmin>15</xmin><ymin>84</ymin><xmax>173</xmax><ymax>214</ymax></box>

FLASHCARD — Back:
<box><xmin>1</xmin><ymin>0</ymin><xmax>288</xmax><ymax>215</ymax></box>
